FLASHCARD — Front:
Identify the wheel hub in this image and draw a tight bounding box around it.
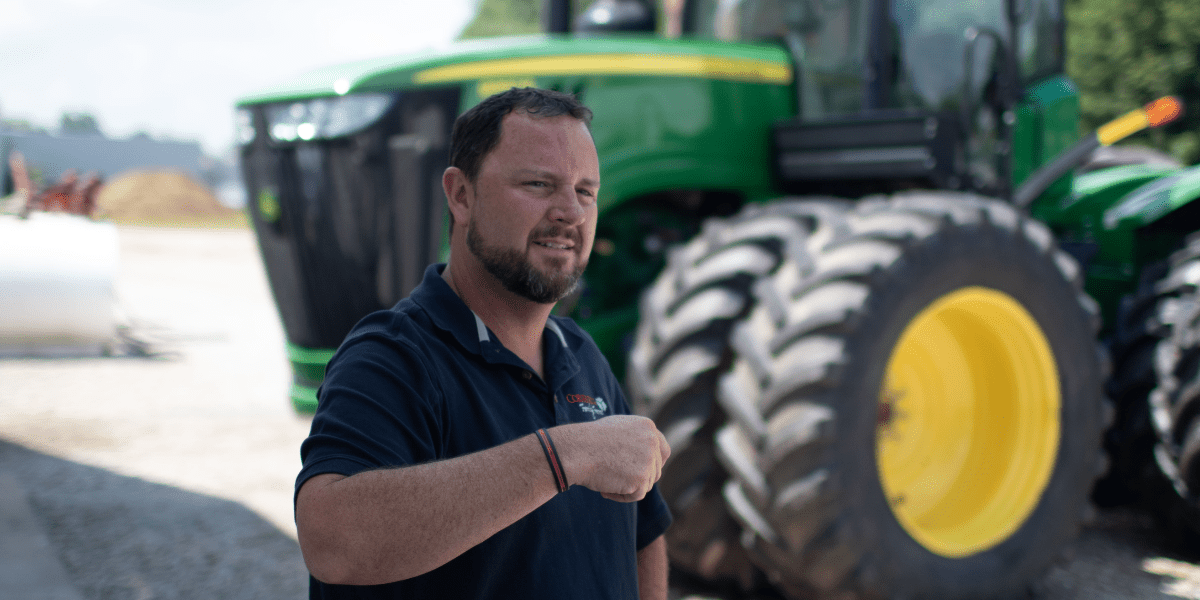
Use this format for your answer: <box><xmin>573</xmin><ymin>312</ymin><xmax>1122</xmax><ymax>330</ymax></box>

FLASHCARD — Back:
<box><xmin>875</xmin><ymin>286</ymin><xmax>1061</xmax><ymax>558</ymax></box>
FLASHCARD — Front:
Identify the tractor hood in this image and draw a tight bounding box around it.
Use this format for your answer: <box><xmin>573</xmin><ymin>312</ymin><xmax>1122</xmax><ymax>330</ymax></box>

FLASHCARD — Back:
<box><xmin>236</xmin><ymin>34</ymin><xmax>792</xmax><ymax>106</ymax></box>
<box><xmin>1102</xmin><ymin>163</ymin><xmax>1200</xmax><ymax>230</ymax></box>
<box><xmin>1035</xmin><ymin>162</ymin><xmax>1181</xmax><ymax>229</ymax></box>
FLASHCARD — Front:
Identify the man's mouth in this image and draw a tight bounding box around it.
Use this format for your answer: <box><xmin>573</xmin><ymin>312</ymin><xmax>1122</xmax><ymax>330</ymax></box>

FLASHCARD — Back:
<box><xmin>534</xmin><ymin>241</ymin><xmax>573</xmax><ymax>250</ymax></box>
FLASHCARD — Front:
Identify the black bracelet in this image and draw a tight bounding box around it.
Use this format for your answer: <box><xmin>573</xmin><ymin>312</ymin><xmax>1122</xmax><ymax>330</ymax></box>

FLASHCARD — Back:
<box><xmin>535</xmin><ymin>428</ymin><xmax>569</xmax><ymax>493</ymax></box>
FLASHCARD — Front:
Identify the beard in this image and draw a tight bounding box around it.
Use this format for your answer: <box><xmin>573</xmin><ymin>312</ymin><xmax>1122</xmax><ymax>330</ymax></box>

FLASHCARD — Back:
<box><xmin>466</xmin><ymin>217</ymin><xmax>587</xmax><ymax>304</ymax></box>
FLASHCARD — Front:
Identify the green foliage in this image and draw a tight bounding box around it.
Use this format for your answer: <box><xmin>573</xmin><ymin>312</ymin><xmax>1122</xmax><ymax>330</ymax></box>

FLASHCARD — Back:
<box><xmin>460</xmin><ymin>0</ymin><xmax>542</xmax><ymax>39</ymax></box>
<box><xmin>1066</xmin><ymin>0</ymin><xmax>1200</xmax><ymax>164</ymax></box>
<box><xmin>1</xmin><ymin>119</ymin><xmax>47</xmax><ymax>134</ymax></box>
<box><xmin>59</xmin><ymin>112</ymin><xmax>104</xmax><ymax>137</ymax></box>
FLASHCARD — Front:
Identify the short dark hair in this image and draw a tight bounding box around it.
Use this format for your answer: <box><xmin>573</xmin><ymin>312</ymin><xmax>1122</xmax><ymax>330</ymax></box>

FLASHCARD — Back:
<box><xmin>449</xmin><ymin>87</ymin><xmax>593</xmax><ymax>183</ymax></box>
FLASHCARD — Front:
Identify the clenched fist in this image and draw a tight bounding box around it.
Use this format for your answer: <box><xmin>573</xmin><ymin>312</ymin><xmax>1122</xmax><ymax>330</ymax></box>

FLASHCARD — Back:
<box><xmin>551</xmin><ymin>415</ymin><xmax>671</xmax><ymax>502</ymax></box>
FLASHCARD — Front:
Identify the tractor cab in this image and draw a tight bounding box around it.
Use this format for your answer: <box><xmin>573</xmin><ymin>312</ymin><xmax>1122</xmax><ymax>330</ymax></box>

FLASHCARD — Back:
<box><xmin>679</xmin><ymin>0</ymin><xmax>1070</xmax><ymax>199</ymax></box>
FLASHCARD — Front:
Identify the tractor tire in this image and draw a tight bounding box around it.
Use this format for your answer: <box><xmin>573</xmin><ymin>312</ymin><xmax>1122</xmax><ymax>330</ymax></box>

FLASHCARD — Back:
<box><xmin>627</xmin><ymin>200</ymin><xmax>849</xmax><ymax>589</ymax></box>
<box><xmin>1144</xmin><ymin>234</ymin><xmax>1200</xmax><ymax>540</ymax></box>
<box><xmin>714</xmin><ymin>192</ymin><xmax>1108</xmax><ymax>600</ymax></box>
<box><xmin>1094</xmin><ymin>260</ymin><xmax>1174</xmax><ymax>508</ymax></box>
<box><xmin>1090</xmin><ymin>148</ymin><xmax>1184</xmax><ymax>510</ymax></box>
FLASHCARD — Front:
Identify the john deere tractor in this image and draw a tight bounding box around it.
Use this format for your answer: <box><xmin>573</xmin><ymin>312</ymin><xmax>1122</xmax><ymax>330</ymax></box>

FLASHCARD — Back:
<box><xmin>236</xmin><ymin>0</ymin><xmax>1200</xmax><ymax>597</ymax></box>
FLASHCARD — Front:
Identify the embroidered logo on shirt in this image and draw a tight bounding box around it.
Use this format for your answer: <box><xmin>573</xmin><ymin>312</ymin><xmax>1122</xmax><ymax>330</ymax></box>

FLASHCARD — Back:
<box><xmin>568</xmin><ymin>394</ymin><xmax>607</xmax><ymax>419</ymax></box>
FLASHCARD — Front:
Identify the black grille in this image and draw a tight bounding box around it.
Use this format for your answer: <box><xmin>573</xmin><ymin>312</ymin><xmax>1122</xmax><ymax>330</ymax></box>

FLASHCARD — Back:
<box><xmin>241</xmin><ymin>87</ymin><xmax>461</xmax><ymax>349</ymax></box>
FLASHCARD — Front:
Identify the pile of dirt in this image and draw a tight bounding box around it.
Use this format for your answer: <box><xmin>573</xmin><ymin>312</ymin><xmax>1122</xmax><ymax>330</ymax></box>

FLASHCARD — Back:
<box><xmin>96</xmin><ymin>170</ymin><xmax>243</xmax><ymax>226</ymax></box>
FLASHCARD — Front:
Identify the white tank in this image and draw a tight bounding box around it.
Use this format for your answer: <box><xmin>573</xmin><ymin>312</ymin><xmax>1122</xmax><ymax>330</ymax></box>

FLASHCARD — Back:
<box><xmin>0</xmin><ymin>212</ymin><xmax>119</xmax><ymax>357</ymax></box>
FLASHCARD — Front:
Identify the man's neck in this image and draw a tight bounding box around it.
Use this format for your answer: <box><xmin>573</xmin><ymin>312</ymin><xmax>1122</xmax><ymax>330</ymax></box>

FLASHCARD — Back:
<box><xmin>443</xmin><ymin>261</ymin><xmax>554</xmax><ymax>378</ymax></box>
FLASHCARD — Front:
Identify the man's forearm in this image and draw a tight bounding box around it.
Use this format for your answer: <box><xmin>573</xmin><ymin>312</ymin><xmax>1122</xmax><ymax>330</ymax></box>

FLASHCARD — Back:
<box><xmin>296</xmin><ymin>415</ymin><xmax>670</xmax><ymax>587</ymax></box>
<box><xmin>638</xmin><ymin>535</ymin><xmax>668</xmax><ymax>600</ymax></box>
<box><xmin>296</xmin><ymin>432</ymin><xmax>560</xmax><ymax>585</ymax></box>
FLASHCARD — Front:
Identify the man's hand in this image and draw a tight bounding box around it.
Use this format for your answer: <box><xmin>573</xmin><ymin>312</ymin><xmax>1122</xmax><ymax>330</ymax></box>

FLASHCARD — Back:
<box><xmin>552</xmin><ymin>415</ymin><xmax>670</xmax><ymax>502</ymax></box>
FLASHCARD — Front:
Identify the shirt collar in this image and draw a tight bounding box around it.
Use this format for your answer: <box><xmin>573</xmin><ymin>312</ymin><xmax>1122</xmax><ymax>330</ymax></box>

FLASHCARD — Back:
<box><xmin>411</xmin><ymin>263</ymin><xmax>571</xmax><ymax>358</ymax></box>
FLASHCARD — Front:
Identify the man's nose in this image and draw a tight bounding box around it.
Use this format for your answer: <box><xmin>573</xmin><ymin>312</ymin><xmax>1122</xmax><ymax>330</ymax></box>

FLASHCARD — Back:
<box><xmin>548</xmin><ymin>188</ymin><xmax>587</xmax><ymax>225</ymax></box>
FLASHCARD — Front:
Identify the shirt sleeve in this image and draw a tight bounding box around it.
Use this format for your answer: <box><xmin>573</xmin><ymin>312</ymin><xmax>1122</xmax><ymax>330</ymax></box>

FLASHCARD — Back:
<box><xmin>636</xmin><ymin>484</ymin><xmax>673</xmax><ymax>550</ymax></box>
<box><xmin>294</xmin><ymin>316</ymin><xmax>445</xmax><ymax>504</ymax></box>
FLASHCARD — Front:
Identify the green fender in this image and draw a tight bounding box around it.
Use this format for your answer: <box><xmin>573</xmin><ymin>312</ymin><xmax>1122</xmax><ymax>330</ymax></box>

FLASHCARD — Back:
<box><xmin>1102</xmin><ymin>163</ymin><xmax>1200</xmax><ymax>230</ymax></box>
<box><xmin>1032</xmin><ymin>163</ymin><xmax>1199</xmax><ymax>330</ymax></box>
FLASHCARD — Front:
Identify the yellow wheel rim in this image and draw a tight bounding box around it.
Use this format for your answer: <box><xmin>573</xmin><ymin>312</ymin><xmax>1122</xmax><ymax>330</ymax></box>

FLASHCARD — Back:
<box><xmin>875</xmin><ymin>287</ymin><xmax>1060</xmax><ymax>558</ymax></box>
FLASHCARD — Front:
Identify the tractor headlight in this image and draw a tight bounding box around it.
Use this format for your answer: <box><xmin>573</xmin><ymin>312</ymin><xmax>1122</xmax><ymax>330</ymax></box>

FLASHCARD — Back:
<box><xmin>265</xmin><ymin>93</ymin><xmax>395</xmax><ymax>143</ymax></box>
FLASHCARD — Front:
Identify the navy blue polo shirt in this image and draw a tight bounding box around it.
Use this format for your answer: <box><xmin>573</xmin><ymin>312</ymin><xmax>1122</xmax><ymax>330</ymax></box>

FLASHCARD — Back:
<box><xmin>297</xmin><ymin>263</ymin><xmax>672</xmax><ymax>599</ymax></box>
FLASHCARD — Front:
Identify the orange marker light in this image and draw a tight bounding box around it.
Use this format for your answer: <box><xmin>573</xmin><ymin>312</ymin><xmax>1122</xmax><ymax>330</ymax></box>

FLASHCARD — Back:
<box><xmin>1145</xmin><ymin>96</ymin><xmax>1184</xmax><ymax>127</ymax></box>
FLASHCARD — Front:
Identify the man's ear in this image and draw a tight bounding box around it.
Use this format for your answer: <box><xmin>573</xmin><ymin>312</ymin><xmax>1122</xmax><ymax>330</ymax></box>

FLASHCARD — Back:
<box><xmin>443</xmin><ymin>166</ymin><xmax>472</xmax><ymax>228</ymax></box>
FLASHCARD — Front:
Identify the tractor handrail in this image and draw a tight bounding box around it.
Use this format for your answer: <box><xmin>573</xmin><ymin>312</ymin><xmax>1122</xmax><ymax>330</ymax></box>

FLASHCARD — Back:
<box><xmin>961</xmin><ymin>26</ymin><xmax>1014</xmax><ymax>196</ymax></box>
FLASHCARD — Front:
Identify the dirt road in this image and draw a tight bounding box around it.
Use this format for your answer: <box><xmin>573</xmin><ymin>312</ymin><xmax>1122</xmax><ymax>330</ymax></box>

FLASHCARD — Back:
<box><xmin>1</xmin><ymin>226</ymin><xmax>1198</xmax><ymax>599</ymax></box>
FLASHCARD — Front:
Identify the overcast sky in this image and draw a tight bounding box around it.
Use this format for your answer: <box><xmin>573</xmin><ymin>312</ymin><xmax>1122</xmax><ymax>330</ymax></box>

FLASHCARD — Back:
<box><xmin>0</xmin><ymin>0</ymin><xmax>475</xmax><ymax>155</ymax></box>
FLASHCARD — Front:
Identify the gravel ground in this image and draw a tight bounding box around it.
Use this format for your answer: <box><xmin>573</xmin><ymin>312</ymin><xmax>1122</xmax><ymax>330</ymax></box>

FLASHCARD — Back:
<box><xmin>1</xmin><ymin>226</ymin><xmax>310</xmax><ymax>599</ymax></box>
<box><xmin>2</xmin><ymin>225</ymin><xmax>1199</xmax><ymax>599</ymax></box>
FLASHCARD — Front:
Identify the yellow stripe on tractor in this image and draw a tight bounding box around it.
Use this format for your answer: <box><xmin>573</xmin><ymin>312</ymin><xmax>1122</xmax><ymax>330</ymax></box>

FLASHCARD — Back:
<box><xmin>414</xmin><ymin>53</ymin><xmax>793</xmax><ymax>85</ymax></box>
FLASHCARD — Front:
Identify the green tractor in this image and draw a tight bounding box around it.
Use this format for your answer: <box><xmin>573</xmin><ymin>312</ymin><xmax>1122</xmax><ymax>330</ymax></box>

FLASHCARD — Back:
<box><xmin>235</xmin><ymin>0</ymin><xmax>1200</xmax><ymax>597</ymax></box>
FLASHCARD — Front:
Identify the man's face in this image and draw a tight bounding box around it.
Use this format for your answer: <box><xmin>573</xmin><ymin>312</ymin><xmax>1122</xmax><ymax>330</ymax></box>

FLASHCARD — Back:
<box><xmin>464</xmin><ymin>111</ymin><xmax>599</xmax><ymax>304</ymax></box>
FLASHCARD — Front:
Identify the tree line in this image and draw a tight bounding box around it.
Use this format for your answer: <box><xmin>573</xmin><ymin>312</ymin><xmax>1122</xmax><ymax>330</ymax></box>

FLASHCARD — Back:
<box><xmin>1068</xmin><ymin>0</ymin><xmax>1200</xmax><ymax>164</ymax></box>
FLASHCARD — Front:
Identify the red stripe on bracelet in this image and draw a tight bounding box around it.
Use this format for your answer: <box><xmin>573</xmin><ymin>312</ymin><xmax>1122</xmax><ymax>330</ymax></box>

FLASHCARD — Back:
<box><xmin>542</xmin><ymin>429</ymin><xmax>568</xmax><ymax>489</ymax></box>
<box><xmin>536</xmin><ymin>428</ymin><xmax>568</xmax><ymax>493</ymax></box>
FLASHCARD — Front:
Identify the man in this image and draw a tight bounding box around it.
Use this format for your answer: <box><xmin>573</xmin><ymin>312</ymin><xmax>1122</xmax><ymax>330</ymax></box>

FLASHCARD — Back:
<box><xmin>294</xmin><ymin>87</ymin><xmax>673</xmax><ymax>599</ymax></box>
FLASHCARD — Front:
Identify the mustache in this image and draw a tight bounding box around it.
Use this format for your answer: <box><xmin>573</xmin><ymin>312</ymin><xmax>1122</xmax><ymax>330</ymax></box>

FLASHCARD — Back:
<box><xmin>529</xmin><ymin>225</ymin><xmax>581</xmax><ymax>246</ymax></box>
